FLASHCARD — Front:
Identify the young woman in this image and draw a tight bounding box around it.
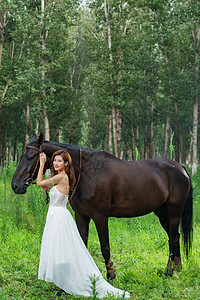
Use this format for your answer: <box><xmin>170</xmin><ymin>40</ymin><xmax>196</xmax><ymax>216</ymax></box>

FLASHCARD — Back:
<box><xmin>37</xmin><ymin>150</ymin><xmax>130</xmax><ymax>299</ymax></box>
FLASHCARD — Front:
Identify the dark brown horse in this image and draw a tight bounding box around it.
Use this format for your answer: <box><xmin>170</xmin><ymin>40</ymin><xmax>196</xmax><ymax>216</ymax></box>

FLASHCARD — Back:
<box><xmin>12</xmin><ymin>133</ymin><xmax>193</xmax><ymax>279</ymax></box>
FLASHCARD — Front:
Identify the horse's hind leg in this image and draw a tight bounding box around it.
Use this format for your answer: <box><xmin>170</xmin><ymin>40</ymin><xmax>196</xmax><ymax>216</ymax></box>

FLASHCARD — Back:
<box><xmin>154</xmin><ymin>203</ymin><xmax>182</xmax><ymax>275</ymax></box>
<box><xmin>167</xmin><ymin>204</ymin><xmax>182</xmax><ymax>274</ymax></box>
<box><xmin>75</xmin><ymin>212</ymin><xmax>91</xmax><ymax>247</ymax></box>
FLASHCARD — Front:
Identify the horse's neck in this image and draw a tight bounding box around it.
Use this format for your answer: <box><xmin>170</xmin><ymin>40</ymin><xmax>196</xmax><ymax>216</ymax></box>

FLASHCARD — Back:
<box><xmin>43</xmin><ymin>140</ymin><xmax>81</xmax><ymax>169</ymax></box>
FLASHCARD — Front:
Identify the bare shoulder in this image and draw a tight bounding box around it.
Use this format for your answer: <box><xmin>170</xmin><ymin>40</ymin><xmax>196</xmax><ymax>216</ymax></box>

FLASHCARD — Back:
<box><xmin>56</xmin><ymin>173</ymin><xmax>69</xmax><ymax>185</ymax></box>
<box><xmin>50</xmin><ymin>173</ymin><xmax>68</xmax><ymax>185</ymax></box>
<box><xmin>61</xmin><ymin>173</ymin><xmax>69</xmax><ymax>183</ymax></box>
<box><xmin>56</xmin><ymin>173</ymin><xmax>69</xmax><ymax>195</ymax></box>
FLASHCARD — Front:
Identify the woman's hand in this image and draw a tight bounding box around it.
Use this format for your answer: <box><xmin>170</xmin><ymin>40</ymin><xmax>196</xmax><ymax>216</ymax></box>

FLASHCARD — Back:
<box><xmin>40</xmin><ymin>152</ymin><xmax>47</xmax><ymax>166</ymax></box>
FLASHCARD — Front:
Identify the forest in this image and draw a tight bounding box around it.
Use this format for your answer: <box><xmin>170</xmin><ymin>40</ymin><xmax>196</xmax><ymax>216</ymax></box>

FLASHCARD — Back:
<box><xmin>0</xmin><ymin>0</ymin><xmax>200</xmax><ymax>173</ymax></box>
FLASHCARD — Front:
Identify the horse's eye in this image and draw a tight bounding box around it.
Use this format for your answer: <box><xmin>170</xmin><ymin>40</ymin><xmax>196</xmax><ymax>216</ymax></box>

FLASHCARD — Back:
<box><xmin>27</xmin><ymin>157</ymin><xmax>32</xmax><ymax>161</ymax></box>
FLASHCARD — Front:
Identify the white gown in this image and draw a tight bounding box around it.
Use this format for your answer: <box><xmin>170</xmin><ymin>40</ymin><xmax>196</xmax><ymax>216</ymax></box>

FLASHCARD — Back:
<box><xmin>38</xmin><ymin>186</ymin><xmax>130</xmax><ymax>299</ymax></box>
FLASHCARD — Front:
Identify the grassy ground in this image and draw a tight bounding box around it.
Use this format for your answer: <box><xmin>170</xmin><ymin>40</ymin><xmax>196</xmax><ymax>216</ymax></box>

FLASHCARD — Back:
<box><xmin>0</xmin><ymin>163</ymin><xmax>200</xmax><ymax>299</ymax></box>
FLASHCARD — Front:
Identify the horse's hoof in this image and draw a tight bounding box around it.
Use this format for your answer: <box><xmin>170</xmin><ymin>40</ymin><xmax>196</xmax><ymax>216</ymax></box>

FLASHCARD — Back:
<box><xmin>107</xmin><ymin>269</ymin><xmax>116</xmax><ymax>280</ymax></box>
<box><xmin>173</xmin><ymin>256</ymin><xmax>182</xmax><ymax>270</ymax></box>
<box><xmin>110</xmin><ymin>269</ymin><xmax>116</xmax><ymax>280</ymax></box>
<box><xmin>165</xmin><ymin>256</ymin><xmax>182</xmax><ymax>277</ymax></box>
<box><xmin>165</xmin><ymin>257</ymin><xmax>174</xmax><ymax>276</ymax></box>
<box><xmin>106</xmin><ymin>259</ymin><xmax>116</xmax><ymax>280</ymax></box>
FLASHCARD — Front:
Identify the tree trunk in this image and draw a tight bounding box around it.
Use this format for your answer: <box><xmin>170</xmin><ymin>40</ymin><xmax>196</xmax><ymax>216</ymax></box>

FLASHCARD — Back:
<box><xmin>112</xmin><ymin>105</ymin><xmax>118</xmax><ymax>157</ymax></box>
<box><xmin>164</xmin><ymin>107</ymin><xmax>170</xmax><ymax>158</ymax></box>
<box><xmin>116</xmin><ymin>109</ymin><xmax>122</xmax><ymax>158</ymax></box>
<box><xmin>150</xmin><ymin>99</ymin><xmax>154</xmax><ymax>159</ymax></box>
<box><xmin>40</xmin><ymin>0</ymin><xmax>50</xmax><ymax>141</ymax></box>
<box><xmin>35</xmin><ymin>120</ymin><xmax>39</xmax><ymax>136</ymax></box>
<box><xmin>0</xmin><ymin>40</ymin><xmax>15</xmax><ymax>160</ymax></box>
<box><xmin>16</xmin><ymin>137</ymin><xmax>19</xmax><ymax>162</ymax></box>
<box><xmin>173</xmin><ymin>96</ymin><xmax>184</xmax><ymax>163</ymax></box>
<box><xmin>104</xmin><ymin>0</ymin><xmax>116</xmax><ymax>156</ymax></box>
<box><xmin>143</xmin><ymin>121</ymin><xmax>147</xmax><ymax>159</ymax></box>
<box><xmin>13</xmin><ymin>140</ymin><xmax>17</xmax><ymax>162</ymax></box>
<box><xmin>53</xmin><ymin>115</ymin><xmax>59</xmax><ymax>142</ymax></box>
<box><xmin>104</xmin><ymin>0</ymin><xmax>122</xmax><ymax>158</ymax></box>
<box><xmin>108</xmin><ymin>117</ymin><xmax>112</xmax><ymax>154</ymax></box>
<box><xmin>1</xmin><ymin>120</ymin><xmax>6</xmax><ymax>167</ymax></box>
<box><xmin>163</xmin><ymin>45</ymin><xmax>184</xmax><ymax>162</ymax></box>
<box><xmin>8</xmin><ymin>136</ymin><xmax>12</xmax><ymax>163</ymax></box>
<box><xmin>191</xmin><ymin>19</ymin><xmax>200</xmax><ymax>174</ymax></box>
<box><xmin>123</xmin><ymin>127</ymin><xmax>128</xmax><ymax>160</ymax></box>
<box><xmin>174</xmin><ymin>130</ymin><xmax>180</xmax><ymax>162</ymax></box>
<box><xmin>131</xmin><ymin>120</ymin><xmax>135</xmax><ymax>160</ymax></box>
<box><xmin>42</xmin><ymin>102</ymin><xmax>50</xmax><ymax>140</ymax></box>
<box><xmin>0</xmin><ymin>28</ymin><xmax>3</xmax><ymax>66</ymax></box>
<box><xmin>156</xmin><ymin>11</ymin><xmax>184</xmax><ymax>163</ymax></box>
<box><xmin>25</xmin><ymin>102</ymin><xmax>30</xmax><ymax>146</ymax></box>
<box><xmin>188</xmin><ymin>130</ymin><xmax>193</xmax><ymax>168</ymax></box>
<box><xmin>102</xmin><ymin>127</ymin><xmax>106</xmax><ymax>151</ymax></box>
<box><xmin>0</xmin><ymin>10</ymin><xmax>8</xmax><ymax>66</ymax></box>
<box><xmin>192</xmin><ymin>95</ymin><xmax>198</xmax><ymax>174</ymax></box>
<box><xmin>136</xmin><ymin>112</ymin><xmax>142</xmax><ymax>159</ymax></box>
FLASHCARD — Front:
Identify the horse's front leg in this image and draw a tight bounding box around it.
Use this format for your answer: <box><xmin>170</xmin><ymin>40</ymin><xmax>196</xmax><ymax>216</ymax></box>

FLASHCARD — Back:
<box><xmin>94</xmin><ymin>215</ymin><xmax>116</xmax><ymax>280</ymax></box>
<box><xmin>75</xmin><ymin>211</ymin><xmax>91</xmax><ymax>247</ymax></box>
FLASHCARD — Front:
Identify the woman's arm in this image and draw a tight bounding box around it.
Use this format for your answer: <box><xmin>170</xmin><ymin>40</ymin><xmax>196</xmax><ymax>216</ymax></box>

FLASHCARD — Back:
<box><xmin>36</xmin><ymin>153</ymin><xmax>62</xmax><ymax>187</ymax></box>
<box><xmin>36</xmin><ymin>153</ymin><xmax>46</xmax><ymax>186</ymax></box>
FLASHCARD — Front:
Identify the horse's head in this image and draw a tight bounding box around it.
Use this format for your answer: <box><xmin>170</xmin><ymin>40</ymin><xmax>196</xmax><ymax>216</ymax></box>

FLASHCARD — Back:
<box><xmin>11</xmin><ymin>133</ymin><xmax>49</xmax><ymax>194</ymax></box>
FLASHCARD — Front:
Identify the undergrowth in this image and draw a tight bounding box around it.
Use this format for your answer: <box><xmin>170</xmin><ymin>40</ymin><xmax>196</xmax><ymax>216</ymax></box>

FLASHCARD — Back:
<box><xmin>0</xmin><ymin>163</ymin><xmax>200</xmax><ymax>299</ymax></box>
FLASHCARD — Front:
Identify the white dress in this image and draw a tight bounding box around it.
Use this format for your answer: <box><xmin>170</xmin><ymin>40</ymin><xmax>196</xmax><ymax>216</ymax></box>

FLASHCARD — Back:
<box><xmin>38</xmin><ymin>186</ymin><xmax>130</xmax><ymax>299</ymax></box>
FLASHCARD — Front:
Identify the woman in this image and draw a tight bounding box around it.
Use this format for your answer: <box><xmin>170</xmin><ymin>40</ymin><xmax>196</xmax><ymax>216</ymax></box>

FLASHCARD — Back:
<box><xmin>37</xmin><ymin>150</ymin><xmax>130</xmax><ymax>299</ymax></box>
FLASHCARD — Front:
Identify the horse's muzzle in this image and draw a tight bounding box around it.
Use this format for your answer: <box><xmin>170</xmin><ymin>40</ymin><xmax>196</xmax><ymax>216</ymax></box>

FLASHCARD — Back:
<box><xmin>11</xmin><ymin>181</ymin><xmax>27</xmax><ymax>194</ymax></box>
<box><xmin>11</xmin><ymin>177</ymin><xmax>33</xmax><ymax>194</ymax></box>
<box><xmin>12</xmin><ymin>184</ymin><xmax>26</xmax><ymax>194</ymax></box>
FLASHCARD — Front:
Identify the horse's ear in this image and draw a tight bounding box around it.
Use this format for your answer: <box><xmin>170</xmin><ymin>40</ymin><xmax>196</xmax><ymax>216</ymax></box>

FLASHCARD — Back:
<box><xmin>38</xmin><ymin>133</ymin><xmax>44</xmax><ymax>145</ymax></box>
<box><xmin>30</xmin><ymin>134</ymin><xmax>37</xmax><ymax>143</ymax></box>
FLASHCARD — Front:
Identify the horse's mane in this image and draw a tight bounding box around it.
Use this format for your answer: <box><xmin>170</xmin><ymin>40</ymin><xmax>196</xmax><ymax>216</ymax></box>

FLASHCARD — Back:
<box><xmin>44</xmin><ymin>140</ymin><xmax>117</xmax><ymax>158</ymax></box>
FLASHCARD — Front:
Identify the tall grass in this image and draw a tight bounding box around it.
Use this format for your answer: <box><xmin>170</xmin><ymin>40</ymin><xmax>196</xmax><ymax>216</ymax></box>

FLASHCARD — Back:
<box><xmin>0</xmin><ymin>163</ymin><xmax>47</xmax><ymax>240</ymax></box>
<box><xmin>1</xmin><ymin>163</ymin><xmax>200</xmax><ymax>299</ymax></box>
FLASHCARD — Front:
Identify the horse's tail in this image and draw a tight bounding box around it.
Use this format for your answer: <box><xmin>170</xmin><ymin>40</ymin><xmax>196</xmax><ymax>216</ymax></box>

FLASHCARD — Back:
<box><xmin>180</xmin><ymin>166</ymin><xmax>193</xmax><ymax>258</ymax></box>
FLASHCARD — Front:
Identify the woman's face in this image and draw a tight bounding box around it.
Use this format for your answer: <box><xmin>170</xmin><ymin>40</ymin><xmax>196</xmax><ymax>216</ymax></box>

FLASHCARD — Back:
<box><xmin>53</xmin><ymin>155</ymin><xmax>67</xmax><ymax>173</ymax></box>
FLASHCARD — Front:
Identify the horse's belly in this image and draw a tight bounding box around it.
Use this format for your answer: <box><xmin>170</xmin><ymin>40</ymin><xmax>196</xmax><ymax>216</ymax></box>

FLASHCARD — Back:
<box><xmin>110</xmin><ymin>194</ymin><xmax>167</xmax><ymax>217</ymax></box>
<box><xmin>110</xmin><ymin>206</ymin><xmax>157</xmax><ymax>218</ymax></box>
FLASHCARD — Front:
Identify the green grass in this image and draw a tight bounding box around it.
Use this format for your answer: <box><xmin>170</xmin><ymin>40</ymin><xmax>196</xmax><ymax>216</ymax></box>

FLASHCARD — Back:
<box><xmin>1</xmin><ymin>163</ymin><xmax>200</xmax><ymax>299</ymax></box>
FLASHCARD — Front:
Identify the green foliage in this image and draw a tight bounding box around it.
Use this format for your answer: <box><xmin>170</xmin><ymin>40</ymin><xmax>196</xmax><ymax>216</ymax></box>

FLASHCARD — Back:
<box><xmin>169</xmin><ymin>132</ymin><xmax>175</xmax><ymax>160</ymax></box>
<box><xmin>89</xmin><ymin>275</ymin><xmax>100</xmax><ymax>299</ymax></box>
<box><xmin>0</xmin><ymin>0</ymin><xmax>199</xmax><ymax>161</ymax></box>
<box><xmin>135</xmin><ymin>147</ymin><xmax>140</xmax><ymax>161</ymax></box>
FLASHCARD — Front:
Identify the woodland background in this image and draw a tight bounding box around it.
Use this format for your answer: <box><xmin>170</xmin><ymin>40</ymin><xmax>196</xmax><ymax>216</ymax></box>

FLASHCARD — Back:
<box><xmin>1</xmin><ymin>0</ymin><xmax>200</xmax><ymax>173</ymax></box>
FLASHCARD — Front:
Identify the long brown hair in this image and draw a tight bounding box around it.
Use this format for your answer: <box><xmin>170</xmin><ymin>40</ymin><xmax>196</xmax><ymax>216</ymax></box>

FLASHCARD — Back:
<box><xmin>51</xmin><ymin>150</ymin><xmax>76</xmax><ymax>189</ymax></box>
